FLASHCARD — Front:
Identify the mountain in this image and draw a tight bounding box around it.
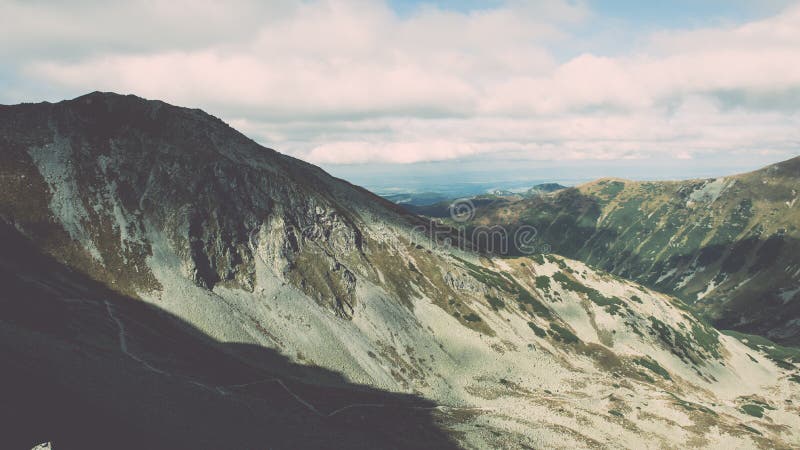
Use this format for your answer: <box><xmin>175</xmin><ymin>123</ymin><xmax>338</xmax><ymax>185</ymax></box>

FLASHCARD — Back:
<box><xmin>484</xmin><ymin>183</ymin><xmax>568</xmax><ymax>200</ymax></box>
<box><xmin>396</xmin><ymin>183</ymin><xmax>566</xmax><ymax>219</ymax></box>
<box><xmin>525</xmin><ymin>182</ymin><xmax>568</xmax><ymax>197</ymax></box>
<box><xmin>1</xmin><ymin>92</ymin><xmax>799</xmax><ymax>448</ymax></box>
<box><xmin>397</xmin><ymin>183</ymin><xmax>568</xmax><ymax>217</ymax></box>
<box><xmin>381</xmin><ymin>192</ymin><xmax>452</xmax><ymax>207</ymax></box>
<box><xmin>0</xmin><ymin>220</ymin><xmax>454</xmax><ymax>449</ymax></box>
<box><xmin>455</xmin><ymin>159</ymin><xmax>800</xmax><ymax>346</ymax></box>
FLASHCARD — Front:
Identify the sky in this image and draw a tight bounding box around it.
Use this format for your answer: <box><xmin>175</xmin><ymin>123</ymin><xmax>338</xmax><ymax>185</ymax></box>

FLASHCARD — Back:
<box><xmin>2</xmin><ymin>0</ymin><xmax>799</xmax><ymax>192</ymax></box>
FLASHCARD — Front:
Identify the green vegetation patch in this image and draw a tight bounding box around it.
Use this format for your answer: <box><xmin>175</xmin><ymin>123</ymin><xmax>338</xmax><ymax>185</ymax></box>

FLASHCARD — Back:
<box><xmin>535</xmin><ymin>275</ymin><xmax>551</xmax><ymax>292</ymax></box>
<box><xmin>669</xmin><ymin>394</ymin><xmax>718</xmax><ymax>416</ymax></box>
<box><xmin>740</xmin><ymin>404</ymin><xmax>764</xmax><ymax>418</ymax></box>
<box><xmin>459</xmin><ymin>259</ymin><xmax>516</xmax><ymax>292</ymax></box>
<box><xmin>527</xmin><ymin>321</ymin><xmax>548</xmax><ymax>338</ymax></box>
<box><xmin>647</xmin><ymin>314</ymin><xmax>723</xmax><ymax>362</ymax></box>
<box><xmin>546</xmin><ymin>255</ymin><xmax>570</xmax><ymax>271</ymax></box>
<box><xmin>517</xmin><ymin>289</ymin><xmax>552</xmax><ymax>319</ymax></box>
<box><xmin>633</xmin><ymin>357</ymin><xmax>671</xmax><ymax>380</ymax></box>
<box><xmin>530</xmin><ymin>254</ymin><xmax>545</xmax><ymax>265</ymax></box>
<box><xmin>549</xmin><ymin>323</ymin><xmax>580</xmax><ymax>345</ymax></box>
<box><xmin>722</xmin><ymin>330</ymin><xmax>800</xmax><ymax>369</ymax></box>
<box><xmin>552</xmin><ymin>271</ymin><xmax>589</xmax><ymax>292</ymax></box>
<box><xmin>552</xmin><ymin>271</ymin><xmax>625</xmax><ymax>315</ymax></box>
<box><xmin>485</xmin><ymin>294</ymin><xmax>505</xmax><ymax>311</ymax></box>
<box><xmin>457</xmin><ymin>257</ymin><xmax>554</xmax><ymax>320</ymax></box>
<box><xmin>464</xmin><ymin>313</ymin><xmax>482</xmax><ymax>322</ymax></box>
<box><xmin>649</xmin><ymin>316</ymin><xmax>707</xmax><ymax>364</ymax></box>
<box><xmin>598</xmin><ymin>180</ymin><xmax>626</xmax><ymax>198</ymax></box>
<box><xmin>690</xmin><ymin>322</ymin><xmax>721</xmax><ymax>358</ymax></box>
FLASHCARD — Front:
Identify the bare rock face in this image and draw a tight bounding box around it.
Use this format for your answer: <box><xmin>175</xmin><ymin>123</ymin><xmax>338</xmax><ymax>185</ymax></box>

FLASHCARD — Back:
<box><xmin>443</xmin><ymin>269</ymin><xmax>487</xmax><ymax>293</ymax></box>
<box><xmin>0</xmin><ymin>92</ymin><xmax>393</xmax><ymax>316</ymax></box>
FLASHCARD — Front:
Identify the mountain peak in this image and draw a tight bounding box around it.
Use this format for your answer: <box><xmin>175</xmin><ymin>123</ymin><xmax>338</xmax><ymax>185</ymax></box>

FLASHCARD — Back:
<box><xmin>72</xmin><ymin>90</ymin><xmax>130</xmax><ymax>101</ymax></box>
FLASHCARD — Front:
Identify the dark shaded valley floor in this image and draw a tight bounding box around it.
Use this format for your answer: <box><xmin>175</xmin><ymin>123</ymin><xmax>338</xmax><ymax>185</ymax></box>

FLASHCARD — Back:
<box><xmin>0</xmin><ymin>222</ymin><xmax>459</xmax><ymax>450</ymax></box>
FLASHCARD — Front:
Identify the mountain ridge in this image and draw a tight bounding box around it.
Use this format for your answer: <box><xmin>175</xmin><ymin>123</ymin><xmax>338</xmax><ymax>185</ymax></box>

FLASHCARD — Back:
<box><xmin>2</xmin><ymin>92</ymin><xmax>799</xmax><ymax>448</ymax></box>
<box><xmin>445</xmin><ymin>155</ymin><xmax>800</xmax><ymax>344</ymax></box>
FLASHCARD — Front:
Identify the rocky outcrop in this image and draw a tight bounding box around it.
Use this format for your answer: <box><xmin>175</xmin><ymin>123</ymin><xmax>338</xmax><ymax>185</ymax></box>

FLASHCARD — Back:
<box><xmin>0</xmin><ymin>92</ymin><xmax>390</xmax><ymax>316</ymax></box>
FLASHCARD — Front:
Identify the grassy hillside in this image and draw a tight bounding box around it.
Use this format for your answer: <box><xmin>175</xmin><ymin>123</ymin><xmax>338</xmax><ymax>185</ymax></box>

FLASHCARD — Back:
<box><xmin>464</xmin><ymin>157</ymin><xmax>800</xmax><ymax>344</ymax></box>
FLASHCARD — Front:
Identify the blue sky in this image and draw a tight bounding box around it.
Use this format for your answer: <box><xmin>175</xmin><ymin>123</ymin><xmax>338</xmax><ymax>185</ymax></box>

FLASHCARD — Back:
<box><xmin>2</xmin><ymin>0</ymin><xmax>799</xmax><ymax>193</ymax></box>
<box><xmin>390</xmin><ymin>0</ymin><xmax>791</xmax><ymax>25</ymax></box>
<box><xmin>579</xmin><ymin>0</ymin><xmax>788</xmax><ymax>25</ymax></box>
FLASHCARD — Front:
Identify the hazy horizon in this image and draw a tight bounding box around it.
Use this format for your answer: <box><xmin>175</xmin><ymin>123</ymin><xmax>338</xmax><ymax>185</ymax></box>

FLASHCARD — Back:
<box><xmin>323</xmin><ymin>152</ymin><xmax>794</xmax><ymax>197</ymax></box>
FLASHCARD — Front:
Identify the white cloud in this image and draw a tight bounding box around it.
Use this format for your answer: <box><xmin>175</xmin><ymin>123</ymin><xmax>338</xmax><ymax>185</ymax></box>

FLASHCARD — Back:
<box><xmin>3</xmin><ymin>0</ymin><xmax>800</xmax><ymax>166</ymax></box>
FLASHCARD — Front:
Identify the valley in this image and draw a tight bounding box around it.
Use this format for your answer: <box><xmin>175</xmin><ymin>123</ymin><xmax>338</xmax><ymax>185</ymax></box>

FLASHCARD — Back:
<box><xmin>404</xmin><ymin>159</ymin><xmax>800</xmax><ymax>347</ymax></box>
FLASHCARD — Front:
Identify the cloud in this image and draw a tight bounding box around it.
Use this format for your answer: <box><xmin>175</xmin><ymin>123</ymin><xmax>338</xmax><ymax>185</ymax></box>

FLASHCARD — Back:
<box><xmin>3</xmin><ymin>0</ymin><xmax>800</xmax><ymax>166</ymax></box>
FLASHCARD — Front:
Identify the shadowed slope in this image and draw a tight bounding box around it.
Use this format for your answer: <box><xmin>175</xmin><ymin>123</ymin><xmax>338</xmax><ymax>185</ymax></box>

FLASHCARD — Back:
<box><xmin>0</xmin><ymin>222</ymin><xmax>459</xmax><ymax>449</ymax></box>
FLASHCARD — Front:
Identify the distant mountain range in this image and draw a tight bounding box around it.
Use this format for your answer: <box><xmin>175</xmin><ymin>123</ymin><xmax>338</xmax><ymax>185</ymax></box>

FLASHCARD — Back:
<box><xmin>395</xmin><ymin>183</ymin><xmax>568</xmax><ymax>217</ymax></box>
<box><xmin>381</xmin><ymin>191</ymin><xmax>454</xmax><ymax>207</ymax></box>
<box><xmin>1</xmin><ymin>92</ymin><xmax>798</xmax><ymax>448</ymax></box>
<box><xmin>409</xmin><ymin>159</ymin><xmax>800</xmax><ymax>346</ymax></box>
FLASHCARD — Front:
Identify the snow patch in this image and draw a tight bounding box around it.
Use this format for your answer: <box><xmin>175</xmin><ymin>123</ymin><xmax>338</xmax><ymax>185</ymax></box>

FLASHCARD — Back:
<box><xmin>779</xmin><ymin>286</ymin><xmax>800</xmax><ymax>304</ymax></box>
<box><xmin>687</xmin><ymin>178</ymin><xmax>728</xmax><ymax>206</ymax></box>
<box><xmin>656</xmin><ymin>268</ymin><xmax>677</xmax><ymax>284</ymax></box>
<box><xmin>696</xmin><ymin>277</ymin><xmax>722</xmax><ymax>300</ymax></box>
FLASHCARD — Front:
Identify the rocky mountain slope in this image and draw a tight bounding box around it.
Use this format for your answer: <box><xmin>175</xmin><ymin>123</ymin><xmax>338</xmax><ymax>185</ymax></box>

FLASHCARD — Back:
<box><xmin>0</xmin><ymin>221</ymin><xmax>456</xmax><ymax>449</ymax></box>
<box><xmin>1</xmin><ymin>92</ymin><xmax>799</xmax><ymax>449</ymax></box>
<box><xmin>448</xmin><ymin>159</ymin><xmax>800</xmax><ymax>345</ymax></box>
